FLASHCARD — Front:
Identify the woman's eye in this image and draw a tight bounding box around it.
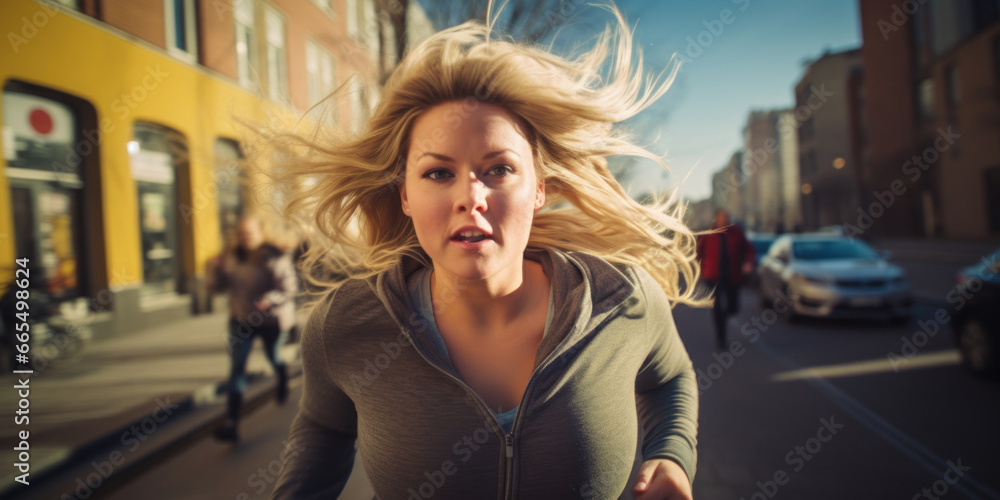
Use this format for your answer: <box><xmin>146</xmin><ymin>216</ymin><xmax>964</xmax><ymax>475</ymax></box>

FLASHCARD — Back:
<box><xmin>488</xmin><ymin>165</ymin><xmax>513</xmax><ymax>177</ymax></box>
<box><xmin>424</xmin><ymin>169</ymin><xmax>452</xmax><ymax>180</ymax></box>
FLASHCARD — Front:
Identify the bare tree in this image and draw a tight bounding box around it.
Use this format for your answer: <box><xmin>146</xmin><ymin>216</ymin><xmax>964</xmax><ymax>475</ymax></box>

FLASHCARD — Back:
<box><xmin>419</xmin><ymin>0</ymin><xmax>584</xmax><ymax>44</ymax></box>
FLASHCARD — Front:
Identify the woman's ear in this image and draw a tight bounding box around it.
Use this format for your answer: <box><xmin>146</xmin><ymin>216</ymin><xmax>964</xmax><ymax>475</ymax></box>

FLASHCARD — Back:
<box><xmin>400</xmin><ymin>182</ymin><xmax>411</xmax><ymax>216</ymax></box>
<box><xmin>534</xmin><ymin>179</ymin><xmax>546</xmax><ymax>210</ymax></box>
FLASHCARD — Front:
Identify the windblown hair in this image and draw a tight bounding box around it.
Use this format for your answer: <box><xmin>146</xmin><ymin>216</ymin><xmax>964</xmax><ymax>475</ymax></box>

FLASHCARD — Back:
<box><xmin>255</xmin><ymin>5</ymin><xmax>706</xmax><ymax>307</ymax></box>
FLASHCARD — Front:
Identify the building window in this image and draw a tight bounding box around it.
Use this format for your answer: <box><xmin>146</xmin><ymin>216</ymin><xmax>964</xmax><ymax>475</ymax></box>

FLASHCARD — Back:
<box><xmin>235</xmin><ymin>0</ymin><xmax>257</xmax><ymax>89</ymax></box>
<box><xmin>131</xmin><ymin>123</ymin><xmax>187</xmax><ymax>297</ymax></box>
<box><xmin>306</xmin><ymin>40</ymin><xmax>336</xmax><ymax>106</ymax></box>
<box><xmin>165</xmin><ymin>0</ymin><xmax>198</xmax><ymax>62</ymax></box>
<box><xmin>946</xmin><ymin>65</ymin><xmax>960</xmax><ymax>108</ymax></box>
<box><xmin>214</xmin><ymin>138</ymin><xmax>245</xmax><ymax>240</ymax></box>
<box><xmin>265</xmin><ymin>7</ymin><xmax>288</xmax><ymax>102</ymax></box>
<box><xmin>917</xmin><ymin>78</ymin><xmax>935</xmax><ymax>121</ymax></box>
<box><xmin>2</xmin><ymin>90</ymin><xmax>87</xmax><ymax>301</ymax></box>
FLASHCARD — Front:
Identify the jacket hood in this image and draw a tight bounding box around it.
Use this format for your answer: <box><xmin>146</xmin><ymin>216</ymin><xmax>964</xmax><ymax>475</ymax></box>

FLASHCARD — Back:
<box><xmin>369</xmin><ymin>246</ymin><xmax>638</xmax><ymax>376</ymax></box>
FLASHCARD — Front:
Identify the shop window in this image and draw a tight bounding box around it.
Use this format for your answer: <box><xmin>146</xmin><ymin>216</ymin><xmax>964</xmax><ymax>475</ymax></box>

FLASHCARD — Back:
<box><xmin>131</xmin><ymin>123</ymin><xmax>187</xmax><ymax>297</ymax></box>
<box><xmin>214</xmin><ymin>138</ymin><xmax>245</xmax><ymax>244</ymax></box>
<box><xmin>2</xmin><ymin>90</ymin><xmax>87</xmax><ymax>300</ymax></box>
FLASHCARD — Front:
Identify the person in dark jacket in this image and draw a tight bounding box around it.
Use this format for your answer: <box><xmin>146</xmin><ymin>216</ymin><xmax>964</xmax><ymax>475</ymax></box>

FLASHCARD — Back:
<box><xmin>208</xmin><ymin>215</ymin><xmax>298</xmax><ymax>442</ymax></box>
<box><xmin>697</xmin><ymin>209</ymin><xmax>756</xmax><ymax>350</ymax></box>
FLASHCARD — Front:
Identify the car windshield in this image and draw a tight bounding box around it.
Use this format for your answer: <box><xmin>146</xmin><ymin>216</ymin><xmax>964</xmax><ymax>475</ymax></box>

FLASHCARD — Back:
<box><xmin>792</xmin><ymin>240</ymin><xmax>879</xmax><ymax>261</ymax></box>
<box><xmin>752</xmin><ymin>239</ymin><xmax>774</xmax><ymax>256</ymax></box>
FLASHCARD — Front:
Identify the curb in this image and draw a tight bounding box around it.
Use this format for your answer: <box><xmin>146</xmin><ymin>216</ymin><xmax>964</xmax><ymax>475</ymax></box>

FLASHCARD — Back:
<box><xmin>0</xmin><ymin>364</ymin><xmax>303</xmax><ymax>500</ymax></box>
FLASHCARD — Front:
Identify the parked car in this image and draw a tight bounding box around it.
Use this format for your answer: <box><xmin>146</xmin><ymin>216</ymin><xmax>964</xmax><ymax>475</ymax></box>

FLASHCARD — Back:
<box><xmin>757</xmin><ymin>234</ymin><xmax>913</xmax><ymax>321</ymax></box>
<box><xmin>748</xmin><ymin>233</ymin><xmax>777</xmax><ymax>267</ymax></box>
<box><xmin>746</xmin><ymin>233</ymin><xmax>776</xmax><ymax>288</ymax></box>
<box><xmin>950</xmin><ymin>248</ymin><xmax>1000</xmax><ymax>378</ymax></box>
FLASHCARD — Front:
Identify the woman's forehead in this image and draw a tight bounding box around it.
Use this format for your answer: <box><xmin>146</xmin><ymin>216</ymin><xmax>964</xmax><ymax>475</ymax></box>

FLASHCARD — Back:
<box><xmin>408</xmin><ymin>101</ymin><xmax>532</xmax><ymax>159</ymax></box>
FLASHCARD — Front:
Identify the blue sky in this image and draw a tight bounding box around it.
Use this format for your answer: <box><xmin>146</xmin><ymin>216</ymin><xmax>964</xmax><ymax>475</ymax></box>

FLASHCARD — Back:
<box><xmin>546</xmin><ymin>0</ymin><xmax>863</xmax><ymax>201</ymax></box>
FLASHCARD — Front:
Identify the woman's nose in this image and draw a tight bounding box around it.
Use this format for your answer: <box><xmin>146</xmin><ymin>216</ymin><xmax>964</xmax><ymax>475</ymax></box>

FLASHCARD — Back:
<box><xmin>455</xmin><ymin>173</ymin><xmax>487</xmax><ymax>213</ymax></box>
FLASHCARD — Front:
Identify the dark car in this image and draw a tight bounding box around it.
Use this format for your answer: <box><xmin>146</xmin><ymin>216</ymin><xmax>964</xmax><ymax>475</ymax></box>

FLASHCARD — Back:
<box><xmin>950</xmin><ymin>248</ymin><xmax>1000</xmax><ymax>378</ymax></box>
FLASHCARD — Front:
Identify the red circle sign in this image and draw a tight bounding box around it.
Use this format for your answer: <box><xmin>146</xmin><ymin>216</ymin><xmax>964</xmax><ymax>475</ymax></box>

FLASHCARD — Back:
<box><xmin>29</xmin><ymin>108</ymin><xmax>53</xmax><ymax>135</ymax></box>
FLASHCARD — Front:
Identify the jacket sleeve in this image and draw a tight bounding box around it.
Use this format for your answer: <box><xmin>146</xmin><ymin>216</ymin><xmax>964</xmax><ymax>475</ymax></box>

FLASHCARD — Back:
<box><xmin>271</xmin><ymin>288</ymin><xmax>358</xmax><ymax>499</ymax></box>
<box><xmin>632</xmin><ymin>267</ymin><xmax>699</xmax><ymax>483</ymax></box>
<box><xmin>207</xmin><ymin>254</ymin><xmax>229</xmax><ymax>293</ymax></box>
<box><xmin>263</xmin><ymin>252</ymin><xmax>298</xmax><ymax>307</ymax></box>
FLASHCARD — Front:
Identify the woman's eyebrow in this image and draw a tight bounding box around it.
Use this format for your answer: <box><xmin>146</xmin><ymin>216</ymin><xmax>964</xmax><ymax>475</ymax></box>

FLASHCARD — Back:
<box><xmin>416</xmin><ymin>152</ymin><xmax>455</xmax><ymax>162</ymax></box>
<box><xmin>415</xmin><ymin>150</ymin><xmax>520</xmax><ymax>162</ymax></box>
<box><xmin>482</xmin><ymin>149</ymin><xmax>520</xmax><ymax>160</ymax></box>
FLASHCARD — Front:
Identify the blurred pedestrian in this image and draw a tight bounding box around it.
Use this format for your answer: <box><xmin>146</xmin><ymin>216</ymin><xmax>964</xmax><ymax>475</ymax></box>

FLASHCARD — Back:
<box><xmin>267</xmin><ymin>5</ymin><xmax>704</xmax><ymax>499</ymax></box>
<box><xmin>697</xmin><ymin>209</ymin><xmax>756</xmax><ymax>351</ymax></box>
<box><xmin>208</xmin><ymin>214</ymin><xmax>298</xmax><ymax>442</ymax></box>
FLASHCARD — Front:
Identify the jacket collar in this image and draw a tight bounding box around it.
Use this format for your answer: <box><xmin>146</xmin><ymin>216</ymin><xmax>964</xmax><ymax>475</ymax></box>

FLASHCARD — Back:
<box><xmin>371</xmin><ymin>247</ymin><xmax>637</xmax><ymax>376</ymax></box>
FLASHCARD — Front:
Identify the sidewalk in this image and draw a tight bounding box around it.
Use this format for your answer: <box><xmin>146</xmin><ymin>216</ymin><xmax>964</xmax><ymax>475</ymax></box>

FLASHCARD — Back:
<box><xmin>0</xmin><ymin>308</ymin><xmax>302</xmax><ymax>496</ymax></box>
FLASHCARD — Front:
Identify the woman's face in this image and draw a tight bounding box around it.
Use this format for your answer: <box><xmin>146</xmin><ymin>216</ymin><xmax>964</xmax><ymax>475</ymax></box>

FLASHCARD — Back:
<box><xmin>400</xmin><ymin>101</ymin><xmax>544</xmax><ymax>281</ymax></box>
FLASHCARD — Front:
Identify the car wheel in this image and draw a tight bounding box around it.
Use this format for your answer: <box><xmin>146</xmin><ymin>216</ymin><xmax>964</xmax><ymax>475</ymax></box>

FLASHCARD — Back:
<box><xmin>957</xmin><ymin>319</ymin><xmax>998</xmax><ymax>378</ymax></box>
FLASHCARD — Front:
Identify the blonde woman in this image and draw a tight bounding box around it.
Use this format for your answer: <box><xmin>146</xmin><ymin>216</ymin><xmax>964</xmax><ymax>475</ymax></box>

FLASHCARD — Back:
<box><xmin>270</xmin><ymin>6</ymin><xmax>702</xmax><ymax>499</ymax></box>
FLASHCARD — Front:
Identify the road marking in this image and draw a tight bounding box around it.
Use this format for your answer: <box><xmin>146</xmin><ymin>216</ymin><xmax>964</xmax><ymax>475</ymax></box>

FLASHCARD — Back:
<box><xmin>755</xmin><ymin>339</ymin><xmax>999</xmax><ymax>500</ymax></box>
<box><xmin>770</xmin><ymin>350</ymin><xmax>960</xmax><ymax>382</ymax></box>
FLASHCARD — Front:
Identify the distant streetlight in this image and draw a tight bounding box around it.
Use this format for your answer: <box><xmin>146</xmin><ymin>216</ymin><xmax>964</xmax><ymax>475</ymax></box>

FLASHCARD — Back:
<box><xmin>802</xmin><ymin>183</ymin><xmax>813</xmax><ymax>195</ymax></box>
<box><xmin>833</xmin><ymin>157</ymin><xmax>846</xmax><ymax>169</ymax></box>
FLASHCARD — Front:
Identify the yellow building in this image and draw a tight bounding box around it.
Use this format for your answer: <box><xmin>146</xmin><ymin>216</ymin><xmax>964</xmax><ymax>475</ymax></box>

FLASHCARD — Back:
<box><xmin>0</xmin><ymin>0</ymin><xmax>392</xmax><ymax>338</ymax></box>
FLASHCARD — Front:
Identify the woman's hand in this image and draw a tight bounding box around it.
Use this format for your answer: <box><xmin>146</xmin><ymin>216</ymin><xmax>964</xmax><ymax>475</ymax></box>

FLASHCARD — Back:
<box><xmin>632</xmin><ymin>458</ymin><xmax>692</xmax><ymax>499</ymax></box>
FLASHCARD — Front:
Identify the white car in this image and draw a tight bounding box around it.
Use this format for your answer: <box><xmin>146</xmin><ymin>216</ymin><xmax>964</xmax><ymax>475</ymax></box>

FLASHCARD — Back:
<box><xmin>758</xmin><ymin>235</ymin><xmax>913</xmax><ymax>321</ymax></box>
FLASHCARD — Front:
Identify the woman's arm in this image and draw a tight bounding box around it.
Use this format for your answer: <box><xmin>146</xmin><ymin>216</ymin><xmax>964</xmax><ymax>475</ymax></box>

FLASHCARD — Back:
<box><xmin>632</xmin><ymin>268</ymin><xmax>699</xmax><ymax>495</ymax></box>
<box><xmin>271</xmin><ymin>288</ymin><xmax>358</xmax><ymax>499</ymax></box>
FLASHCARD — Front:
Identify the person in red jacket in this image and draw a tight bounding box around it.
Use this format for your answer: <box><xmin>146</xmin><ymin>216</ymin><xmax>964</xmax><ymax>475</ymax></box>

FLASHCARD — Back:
<box><xmin>697</xmin><ymin>209</ymin><xmax>755</xmax><ymax>350</ymax></box>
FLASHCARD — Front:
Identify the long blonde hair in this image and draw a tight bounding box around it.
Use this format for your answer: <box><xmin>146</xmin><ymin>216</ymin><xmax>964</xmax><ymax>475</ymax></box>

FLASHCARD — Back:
<box><xmin>253</xmin><ymin>5</ymin><xmax>705</xmax><ymax>307</ymax></box>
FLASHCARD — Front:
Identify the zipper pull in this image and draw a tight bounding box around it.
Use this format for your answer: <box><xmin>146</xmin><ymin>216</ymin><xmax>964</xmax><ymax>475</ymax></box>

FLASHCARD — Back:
<box><xmin>505</xmin><ymin>434</ymin><xmax>514</xmax><ymax>458</ymax></box>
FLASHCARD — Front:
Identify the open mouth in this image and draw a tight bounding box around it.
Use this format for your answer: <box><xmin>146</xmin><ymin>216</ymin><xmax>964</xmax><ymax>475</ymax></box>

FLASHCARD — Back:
<box><xmin>452</xmin><ymin>230</ymin><xmax>490</xmax><ymax>243</ymax></box>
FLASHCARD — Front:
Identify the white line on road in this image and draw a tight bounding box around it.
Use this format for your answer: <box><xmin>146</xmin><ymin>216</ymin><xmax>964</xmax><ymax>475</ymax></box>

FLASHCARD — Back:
<box><xmin>769</xmin><ymin>350</ymin><xmax>960</xmax><ymax>382</ymax></box>
<box><xmin>754</xmin><ymin>339</ymin><xmax>999</xmax><ymax>500</ymax></box>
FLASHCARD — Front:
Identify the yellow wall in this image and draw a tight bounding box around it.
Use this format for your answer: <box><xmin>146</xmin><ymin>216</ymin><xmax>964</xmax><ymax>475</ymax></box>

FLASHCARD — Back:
<box><xmin>0</xmin><ymin>0</ymin><xmax>270</xmax><ymax>288</ymax></box>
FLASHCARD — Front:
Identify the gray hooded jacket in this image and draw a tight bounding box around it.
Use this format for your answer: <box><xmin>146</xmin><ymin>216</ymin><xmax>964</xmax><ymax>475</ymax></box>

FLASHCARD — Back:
<box><xmin>272</xmin><ymin>247</ymin><xmax>698</xmax><ymax>499</ymax></box>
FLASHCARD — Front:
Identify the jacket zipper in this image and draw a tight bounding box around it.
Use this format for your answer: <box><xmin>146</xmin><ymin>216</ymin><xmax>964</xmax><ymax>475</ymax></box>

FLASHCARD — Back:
<box><xmin>397</xmin><ymin>301</ymin><xmax>626</xmax><ymax>500</ymax></box>
<box><xmin>504</xmin><ymin>433</ymin><xmax>514</xmax><ymax>500</ymax></box>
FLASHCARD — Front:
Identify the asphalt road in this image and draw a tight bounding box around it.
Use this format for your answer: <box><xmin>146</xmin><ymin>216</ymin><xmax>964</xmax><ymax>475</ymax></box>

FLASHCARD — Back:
<box><xmin>104</xmin><ymin>288</ymin><xmax>1000</xmax><ymax>500</ymax></box>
